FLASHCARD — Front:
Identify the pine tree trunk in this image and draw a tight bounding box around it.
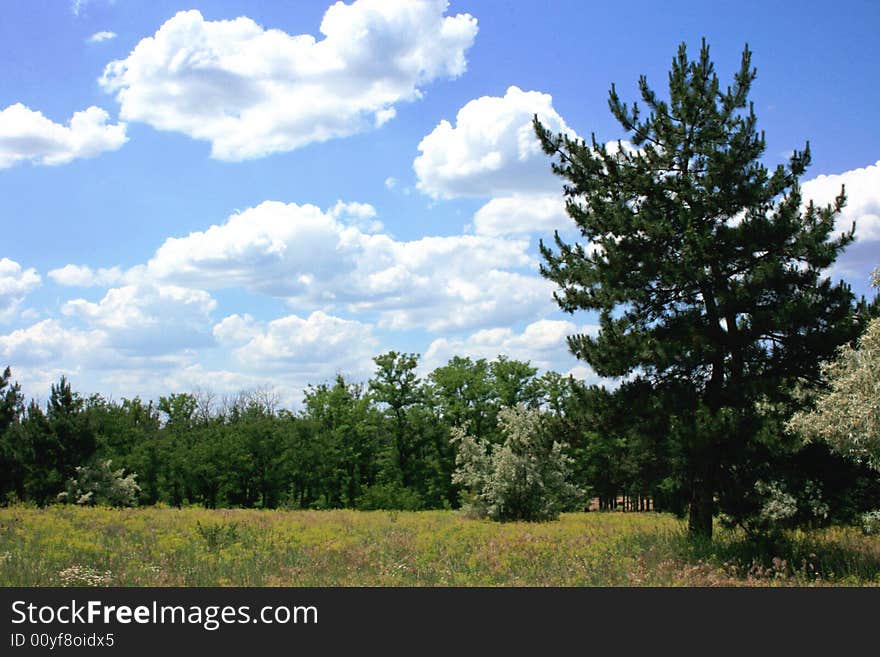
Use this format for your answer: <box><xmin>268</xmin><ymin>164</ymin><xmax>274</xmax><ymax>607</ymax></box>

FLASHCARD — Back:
<box><xmin>688</xmin><ymin>476</ymin><xmax>713</xmax><ymax>539</ymax></box>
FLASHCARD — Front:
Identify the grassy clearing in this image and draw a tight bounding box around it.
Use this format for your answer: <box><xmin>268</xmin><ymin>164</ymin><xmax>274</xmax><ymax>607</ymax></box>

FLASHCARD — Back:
<box><xmin>0</xmin><ymin>506</ymin><xmax>878</xmax><ymax>586</ymax></box>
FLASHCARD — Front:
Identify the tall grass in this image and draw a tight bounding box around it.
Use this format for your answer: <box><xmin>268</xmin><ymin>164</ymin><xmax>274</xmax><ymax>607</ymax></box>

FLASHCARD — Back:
<box><xmin>0</xmin><ymin>506</ymin><xmax>877</xmax><ymax>586</ymax></box>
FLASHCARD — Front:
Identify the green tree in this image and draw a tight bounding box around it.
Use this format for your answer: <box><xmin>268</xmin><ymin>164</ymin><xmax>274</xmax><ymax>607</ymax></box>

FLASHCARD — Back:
<box><xmin>429</xmin><ymin>356</ymin><xmax>495</xmax><ymax>439</ymax></box>
<box><xmin>0</xmin><ymin>367</ymin><xmax>24</xmax><ymax>499</ymax></box>
<box><xmin>369</xmin><ymin>351</ymin><xmax>423</xmax><ymax>489</ymax></box>
<box><xmin>300</xmin><ymin>376</ymin><xmax>382</xmax><ymax>508</ymax></box>
<box><xmin>534</xmin><ymin>40</ymin><xmax>859</xmax><ymax>538</ymax></box>
<box><xmin>490</xmin><ymin>356</ymin><xmax>541</xmax><ymax>408</ymax></box>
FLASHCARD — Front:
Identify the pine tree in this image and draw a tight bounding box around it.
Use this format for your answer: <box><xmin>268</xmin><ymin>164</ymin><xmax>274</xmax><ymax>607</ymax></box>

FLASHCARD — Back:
<box><xmin>534</xmin><ymin>40</ymin><xmax>859</xmax><ymax>538</ymax></box>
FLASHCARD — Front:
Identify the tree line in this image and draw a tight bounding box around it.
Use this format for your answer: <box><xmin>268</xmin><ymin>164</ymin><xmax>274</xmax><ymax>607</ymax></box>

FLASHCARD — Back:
<box><xmin>1</xmin><ymin>345</ymin><xmax>877</xmax><ymax>529</ymax></box>
<box><xmin>0</xmin><ymin>354</ymin><xmax>581</xmax><ymax>511</ymax></box>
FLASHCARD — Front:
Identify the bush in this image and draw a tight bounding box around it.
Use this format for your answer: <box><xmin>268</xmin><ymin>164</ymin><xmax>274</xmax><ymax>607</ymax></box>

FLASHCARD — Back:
<box><xmin>451</xmin><ymin>406</ymin><xmax>583</xmax><ymax>521</ymax></box>
<box><xmin>861</xmin><ymin>510</ymin><xmax>880</xmax><ymax>535</ymax></box>
<box><xmin>57</xmin><ymin>460</ymin><xmax>140</xmax><ymax>507</ymax></box>
<box><xmin>355</xmin><ymin>482</ymin><xmax>423</xmax><ymax>511</ymax></box>
<box><xmin>724</xmin><ymin>479</ymin><xmax>831</xmax><ymax>536</ymax></box>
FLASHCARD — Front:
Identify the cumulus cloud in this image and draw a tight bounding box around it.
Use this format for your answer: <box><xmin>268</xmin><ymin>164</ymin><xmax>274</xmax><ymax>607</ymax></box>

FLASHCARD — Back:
<box><xmin>472</xmin><ymin>193</ymin><xmax>570</xmax><ymax>236</ymax></box>
<box><xmin>423</xmin><ymin>318</ymin><xmax>599</xmax><ymax>373</ymax></box>
<box><xmin>48</xmin><ymin>264</ymin><xmax>124</xmax><ymax>287</ymax></box>
<box><xmin>144</xmin><ymin>200</ymin><xmax>554</xmax><ymax>332</ymax></box>
<box><xmin>414</xmin><ymin>86</ymin><xmax>575</xmax><ymax>199</ymax></box>
<box><xmin>0</xmin><ymin>103</ymin><xmax>127</xmax><ymax>168</ymax></box>
<box><xmin>88</xmin><ymin>31</ymin><xmax>117</xmax><ymax>43</ymax></box>
<box><xmin>100</xmin><ymin>3</ymin><xmax>478</xmax><ymax>160</ymax></box>
<box><xmin>61</xmin><ymin>283</ymin><xmax>216</xmax><ymax>354</ymax></box>
<box><xmin>0</xmin><ymin>319</ymin><xmax>102</xmax><ymax>368</ymax></box>
<box><xmin>0</xmin><ymin>258</ymin><xmax>41</xmax><ymax>322</ymax></box>
<box><xmin>213</xmin><ymin>313</ymin><xmax>260</xmax><ymax>346</ymax></box>
<box><xmin>231</xmin><ymin>310</ymin><xmax>378</xmax><ymax>378</ymax></box>
<box><xmin>0</xmin><ymin>316</ymin><xmax>205</xmax><ymax>406</ymax></box>
<box><xmin>796</xmin><ymin>161</ymin><xmax>880</xmax><ymax>285</ymax></box>
<box><xmin>801</xmin><ymin>160</ymin><xmax>880</xmax><ymax>243</ymax></box>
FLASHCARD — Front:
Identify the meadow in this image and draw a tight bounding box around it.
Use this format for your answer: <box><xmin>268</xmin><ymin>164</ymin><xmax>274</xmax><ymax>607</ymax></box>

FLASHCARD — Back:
<box><xmin>1</xmin><ymin>506</ymin><xmax>879</xmax><ymax>587</ymax></box>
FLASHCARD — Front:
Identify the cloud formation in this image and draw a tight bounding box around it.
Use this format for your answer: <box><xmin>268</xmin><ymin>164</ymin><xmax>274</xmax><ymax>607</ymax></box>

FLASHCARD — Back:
<box><xmin>0</xmin><ymin>104</ymin><xmax>127</xmax><ymax>168</ymax></box>
<box><xmin>414</xmin><ymin>86</ymin><xmax>575</xmax><ymax>199</ymax></box>
<box><xmin>801</xmin><ymin>160</ymin><xmax>880</xmax><ymax>243</ymax></box>
<box><xmin>472</xmin><ymin>193</ymin><xmax>570</xmax><ymax>237</ymax></box>
<box><xmin>423</xmin><ymin>318</ymin><xmax>599</xmax><ymax>375</ymax></box>
<box><xmin>229</xmin><ymin>310</ymin><xmax>378</xmax><ymax>379</ymax></box>
<box><xmin>88</xmin><ymin>31</ymin><xmax>117</xmax><ymax>43</ymax></box>
<box><xmin>143</xmin><ymin>200</ymin><xmax>553</xmax><ymax>332</ymax></box>
<box><xmin>48</xmin><ymin>264</ymin><xmax>124</xmax><ymax>287</ymax></box>
<box><xmin>0</xmin><ymin>258</ymin><xmax>41</xmax><ymax>322</ymax></box>
<box><xmin>60</xmin><ymin>283</ymin><xmax>216</xmax><ymax>354</ymax></box>
<box><xmin>100</xmin><ymin>3</ymin><xmax>478</xmax><ymax>160</ymax></box>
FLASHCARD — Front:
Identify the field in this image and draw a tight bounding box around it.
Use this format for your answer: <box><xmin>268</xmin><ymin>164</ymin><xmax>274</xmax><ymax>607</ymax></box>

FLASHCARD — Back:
<box><xmin>1</xmin><ymin>506</ymin><xmax>879</xmax><ymax>586</ymax></box>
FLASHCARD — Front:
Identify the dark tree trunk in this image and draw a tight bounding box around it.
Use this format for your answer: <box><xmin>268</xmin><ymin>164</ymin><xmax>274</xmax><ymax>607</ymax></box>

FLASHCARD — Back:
<box><xmin>688</xmin><ymin>475</ymin><xmax>713</xmax><ymax>539</ymax></box>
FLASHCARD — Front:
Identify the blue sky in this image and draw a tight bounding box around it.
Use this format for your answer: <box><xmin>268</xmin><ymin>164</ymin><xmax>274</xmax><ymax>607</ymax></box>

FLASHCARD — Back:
<box><xmin>2</xmin><ymin>0</ymin><xmax>879</xmax><ymax>406</ymax></box>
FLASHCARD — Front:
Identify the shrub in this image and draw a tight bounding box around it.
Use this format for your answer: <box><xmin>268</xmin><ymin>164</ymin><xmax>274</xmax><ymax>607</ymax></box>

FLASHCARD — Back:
<box><xmin>451</xmin><ymin>406</ymin><xmax>583</xmax><ymax>521</ymax></box>
<box><xmin>355</xmin><ymin>482</ymin><xmax>423</xmax><ymax>511</ymax></box>
<box><xmin>861</xmin><ymin>510</ymin><xmax>880</xmax><ymax>535</ymax></box>
<box><xmin>57</xmin><ymin>460</ymin><xmax>140</xmax><ymax>507</ymax></box>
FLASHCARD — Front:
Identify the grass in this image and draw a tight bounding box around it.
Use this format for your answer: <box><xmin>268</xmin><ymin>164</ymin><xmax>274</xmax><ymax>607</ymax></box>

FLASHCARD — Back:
<box><xmin>0</xmin><ymin>506</ymin><xmax>878</xmax><ymax>586</ymax></box>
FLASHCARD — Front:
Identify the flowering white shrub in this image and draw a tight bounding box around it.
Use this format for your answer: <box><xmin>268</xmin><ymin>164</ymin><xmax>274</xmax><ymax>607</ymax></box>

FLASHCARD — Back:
<box><xmin>861</xmin><ymin>510</ymin><xmax>880</xmax><ymax>535</ymax></box>
<box><xmin>787</xmin><ymin>267</ymin><xmax>880</xmax><ymax>471</ymax></box>
<box><xmin>755</xmin><ymin>480</ymin><xmax>798</xmax><ymax>524</ymax></box>
<box><xmin>57</xmin><ymin>460</ymin><xmax>140</xmax><ymax>507</ymax></box>
<box><xmin>451</xmin><ymin>406</ymin><xmax>583</xmax><ymax>521</ymax></box>
<box><xmin>746</xmin><ymin>479</ymin><xmax>830</xmax><ymax>534</ymax></box>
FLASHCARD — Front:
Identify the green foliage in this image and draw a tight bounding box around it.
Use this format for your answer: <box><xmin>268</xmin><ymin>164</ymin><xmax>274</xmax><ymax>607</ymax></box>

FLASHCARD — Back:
<box><xmin>57</xmin><ymin>459</ymin><xmax>140</xmax><ymax>507</ymax></box>
<box><xmin>534</xmin><ymin>40</ymin><xmax>860</xmax><ymax>537</ymax></box>
<box><xmin>452</xmin><ymin>406</ymin><xmax>583</xmax><ymax>521</ymax></box>
<box><xmin>355</xmin><ymin>482</ymin><xmax>423</xmax><ymax>511</ymax></box>
<box><xmin>195</xmin><ymin>520</ymin><xmax>241</xmax><ymax>550</ymax></box>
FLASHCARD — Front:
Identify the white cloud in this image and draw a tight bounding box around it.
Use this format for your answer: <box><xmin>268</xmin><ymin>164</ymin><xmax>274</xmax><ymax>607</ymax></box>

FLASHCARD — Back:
<box><xmin>327</xmin><ymin>200</ymin><xmax>383</xmax><ymax>233</ymax></box>
<box><xmin>0</xmin><ymin>258</ymin><xmax>41</xmax><ymax>322</ymax></box>
<box><xmin>0</xmin><ymin>103</ymin><xmax>127</xmax><ymax>168</ymax></box>
<box><xmin>47</xmin><ymin>264</ymin><xmax>124</xmax><ymax>287</ymax></box>
<box><xmin>801</xmin><ymin>160</ymin><xmax>880</xmax><ymax>243</ymax></box>
<box><xmin>0</xmin><ymin>319</ymin><xmax>101</xmax><ymax>367</ymax></box>
<box><xmin>144</xmin><ymin>200</ymin><xmax>554</xmax><ymax>332</ymax></box>
<box><xmin>72</xmin><ymin>0</ymin><xmax>115</xmax><ymax>17</ymax></box>
<box><xmin>472</xmin><ymin>193</ymin><xmax>570</xmax><ymax>236</ymax></box>
<box><xmin>414</xmin><ymin>86</ymin><xmax>575</xmax><ymax>199</ymax></box>
<box><xmin>213</xmin><ymin>313</ymin><xmax>260</xmax><ymax>346</ymax></box>
<box><xmin>384</xmin><ymin>176</ymin><xmax>398</xmax><ymax>190</ymax></box>
<box><xmin>61</xmin><ymin>283</ymin><xmax>216</xmax><ymax>354</ymax></box>
<box><xmin>423</xmin><ymin>318</ymin><xmax>599</xmax><ymax>373</ymax></box>
<box><xmin>232</xmin><ymin>310</ymin><xmax>377</xmax><ymax>379</ymax></box>
<box><xmin>88</xmin><ymin>31</ymin><xmax>117</xmax><ymax>43</ymax></box>
<box><xmin>100</xmin><ymin>3</ymin><xmax>478</xmax><ymax>160</ymax></box>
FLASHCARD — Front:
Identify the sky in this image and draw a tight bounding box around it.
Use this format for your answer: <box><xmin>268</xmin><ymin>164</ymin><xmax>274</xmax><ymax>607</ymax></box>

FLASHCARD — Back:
<box><xmin>1</xmin><ymin>0</ymin><xmax>879</xmax><ymax>407</ymax></box>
